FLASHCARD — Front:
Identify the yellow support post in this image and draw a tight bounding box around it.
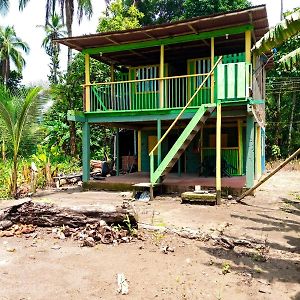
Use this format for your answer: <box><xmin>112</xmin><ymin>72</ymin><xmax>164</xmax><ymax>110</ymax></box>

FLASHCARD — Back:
<box><xmin>211</xmin><ymin>37</ymin><xmax>215</xmax><ymax>103</ymax></box>
<box><xmin>85</xmin><ymin>53</ymin><xmax>91</xmax><ymax>112</ymax></box>
<box><xmin>238</xmin><ymin>119</ymin><xmax>243</xmax><ymax>175</ymax></box>
<box><xmin>245</xmin><ymin>30</ymin><xmax>251</xmax><ymax>63</ymax></box>
<box><xmin>159</xmin><ymin>45</ymin><xmax>164</xmax><ymax>108</ymax></box>
<box><xmin>138</xmin><ymin>130</ymin><xmax>142</xmax><ymax>172</ymax></box>
<box><xmin>255</xmin><ymin>125</ymin><xmax>262</xmax><ymax>179</ymax></box>
<box><xmin>216</xmin><ymin>104</ymin><xmax>222</xmax><ymax>204</ymax></box>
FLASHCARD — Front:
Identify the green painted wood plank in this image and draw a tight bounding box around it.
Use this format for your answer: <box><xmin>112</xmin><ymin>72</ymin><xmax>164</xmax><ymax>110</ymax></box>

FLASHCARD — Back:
<box><xmin>246</xmin><ymin>115</ymin><xmax>255</xmax><ymax>188</ymax></box>
<box><xmin>227</xmin><ymin>64</ymin><xmax>236</xmax><ymax>98</ymax></box>
<box><xmin>217</xmin><ymin>64</ymin><xmax>225</xmax><ymax>100</ymax></box>
<box><xmin>83</xmin><ymin>25</ymin><xmax>253</xmax><ymax>54</ymax></box>
<box><xmin>150</xmin><ymin>105</ymin><xmax>214</xmax><ymax>184</ymax></box>
<box><xmin>237</xmin><ymin>63</ymin><xmax>246</xmax><ymax>98</ymax></box>
<box><xmin>82</xmin><ymin>122</ymin><xmax>91</xmax><ymax>182</ymax></box>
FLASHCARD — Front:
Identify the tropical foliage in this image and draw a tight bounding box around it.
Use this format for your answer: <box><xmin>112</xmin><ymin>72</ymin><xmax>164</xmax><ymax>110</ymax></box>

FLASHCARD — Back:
<box><xmin>0</xmin><ymin>85</ymin><xmax>42</xmax><ymax>197</ymax></box>
<box><xmin>98</xmin><ymin>0</ymin><xmax>144</xmax><ymax>32</ymax></box>
<box><xmin>0</xmin><ymin>25</ymin><xmax>29</xmax><ymax>84</ymax></box>
<box><xmin>38</xmin><ymin>13</ymin><xmax>66</xmax><ymax>84</ymax></box>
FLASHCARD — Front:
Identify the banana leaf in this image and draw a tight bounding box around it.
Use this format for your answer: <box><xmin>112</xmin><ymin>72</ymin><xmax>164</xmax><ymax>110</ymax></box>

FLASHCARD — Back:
<box><xmin>252</xmin><ymin>9</ymin><xmax>300</xmax><ymax>55</ymax></box>
<box><xmin>279</xmin><ymin>47</ymin><xmax>300</xmax><ymax>70</ymax></box>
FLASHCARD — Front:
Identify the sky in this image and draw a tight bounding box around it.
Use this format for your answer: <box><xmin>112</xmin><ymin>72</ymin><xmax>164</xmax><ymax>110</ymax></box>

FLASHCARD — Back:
<box><xmin>1</xmin><ymin>0</ymin><xmax>300</xmax><ymax>84</ymax></box>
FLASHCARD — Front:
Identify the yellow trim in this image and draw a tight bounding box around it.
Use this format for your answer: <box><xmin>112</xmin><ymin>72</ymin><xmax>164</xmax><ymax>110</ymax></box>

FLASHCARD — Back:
<box><xmin>138</xmin><ymin>130</ymin><xmax>142</xmax><ymax>172</ymax></box>
<box><xmin>245</xmin><ymin>30</ymin><xmax>251</xmax><ymax>63</ymax></box>
<box><xmin>256</xmin><ymin>126</ymin><xmax>262</xmax><ymax>178</ymax></box>
<box><xmin>187</xmin><ymin>56</ymin><xmax>211</xmax><ymax>65</ymax></box>
<box><xmin>238</xmin><ymin>119</ymin><xmax>243</xmax><ymax>175</ymax></box>
<box><xmin>149</xmin><ymin>56</ymin><xmax>223</xmax><ymax>156</ymax></box>
<box><xmin>202</xmin><ymin>147</ymin><xmax>238</xmax><ymax>150</ymax></box>
<box><xmin>83</xmin><ymin>72</ymin><xmax>208</xmax><ymax>87</ymax></box>
<box><xmin>159</xmin><ymin>45</ymin><xmax>165</xmax><ymax>108</ymax></box>
<box><xmin>216</xmin><ymin>104</ymin><xmax>222</xmax><ymax>192</ymax></box>
<box><xmin>211</xmin><ymin>37</ymin><xmax>215</xmax><ymax>103</ymax></box>
<box><xmin>85</xmin><ymin>53</ymin><xmax>90</xmax><ymax>112</ymax></box>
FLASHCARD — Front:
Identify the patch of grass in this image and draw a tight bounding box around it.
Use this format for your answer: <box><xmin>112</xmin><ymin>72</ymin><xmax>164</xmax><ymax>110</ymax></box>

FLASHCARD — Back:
<box><xmin>221</xmin><ymin>262</ymin><xmax>231</xmax><ymax>274</ymax></box>
<box><xmin>152</xmin><ymin>231</ymin><xmax>165</xmax><ymax>243</ymax></box>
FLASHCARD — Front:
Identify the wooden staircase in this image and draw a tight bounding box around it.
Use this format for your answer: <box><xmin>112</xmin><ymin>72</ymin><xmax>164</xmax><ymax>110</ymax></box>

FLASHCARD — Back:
<box><xmin>150</xmin><ymin>104</ymin><xmax>216</xmax><ymax>184</ymax></box>
<box><xmin>149</xmin><ymin>56</ymin><xmax>223</xmax><ymax>187</ymax></box>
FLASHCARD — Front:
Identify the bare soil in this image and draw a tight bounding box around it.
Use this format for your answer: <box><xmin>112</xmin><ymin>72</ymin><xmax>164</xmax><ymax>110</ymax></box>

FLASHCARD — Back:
<box><xmin>0</xmin><ymin>170</ymin><xmax>300</xmax><ymax>300</ymax></box>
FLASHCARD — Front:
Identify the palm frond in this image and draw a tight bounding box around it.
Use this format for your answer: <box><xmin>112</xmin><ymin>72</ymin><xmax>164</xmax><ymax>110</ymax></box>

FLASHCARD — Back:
<box><xmin>0</xmin><ymin>0</ymin><xmax>9</xmax><ymax>15</ymax></box>
<box><xmin>252</xmin><ymin>9</ymin><xmax>300</xmax><ymax>55</ymax></box>
<box><xmin>279</xmin><ymin>47</ymin><xmax>300</xmax><ymax>70</ymax></box>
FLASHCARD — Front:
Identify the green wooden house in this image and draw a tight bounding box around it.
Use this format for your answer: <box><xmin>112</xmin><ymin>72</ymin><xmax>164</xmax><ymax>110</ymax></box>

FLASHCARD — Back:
<box><xmin>57</xmin><ymin>5</ymin><xmax>269</xmax><ymax>201</ymax></box>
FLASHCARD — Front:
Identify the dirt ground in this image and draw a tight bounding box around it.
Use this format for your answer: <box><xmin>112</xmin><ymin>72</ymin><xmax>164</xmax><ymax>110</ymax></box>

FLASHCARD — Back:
<box><xmin>0</xmin><ymin>170</ymin><xmax>299</xmax><ymax>300</ymax></box>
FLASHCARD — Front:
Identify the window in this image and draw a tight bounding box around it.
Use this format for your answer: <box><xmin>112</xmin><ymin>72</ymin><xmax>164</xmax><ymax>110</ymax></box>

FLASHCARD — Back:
<box><xmin>134</xmin><ymin>65</ymin><xmax>159</xmax><ymax>93</ymax></box>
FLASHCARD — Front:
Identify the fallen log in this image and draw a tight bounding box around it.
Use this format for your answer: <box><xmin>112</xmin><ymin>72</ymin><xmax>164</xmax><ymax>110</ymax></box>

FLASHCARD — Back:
<box><xmin>0</xmin><ymin>200</ymin><xmax>137</xmax><ymax>228</ymax></box>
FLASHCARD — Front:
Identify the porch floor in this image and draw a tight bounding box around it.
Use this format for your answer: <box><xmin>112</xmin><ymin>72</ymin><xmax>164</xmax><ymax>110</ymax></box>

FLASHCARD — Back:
<box><xmin>85</xmin><ymin>172</ymin><xmax>246</xmax><ymax>196</ymax></box>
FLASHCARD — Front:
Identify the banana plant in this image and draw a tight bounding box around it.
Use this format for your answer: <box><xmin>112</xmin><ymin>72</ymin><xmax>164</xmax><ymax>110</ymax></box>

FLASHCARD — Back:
<box><xmin>252</xmin><ymin>9</ymin><xmax>300</xmax><ymax>56</ymax></box>
<box><xmin>279</xmin><ymin>47</ymin><xmax>300</xmax><ymax>70</ymax></box>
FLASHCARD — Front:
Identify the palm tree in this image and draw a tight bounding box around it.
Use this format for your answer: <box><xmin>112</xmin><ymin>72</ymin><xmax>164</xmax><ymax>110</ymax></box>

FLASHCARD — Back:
<box><xmin>39</xmin><ymin>13</ymin><xmax>66</xmax><ymax>84</ymax></box>
<box><xmin>0</xmin><ymin>25</ymin><xmax>29</xmax><ymax>84</ymax></box>
<box><xmin>0</xmin><ymin>0</ymin><xmax>9</xmax><ymax>15</ymax></box>
<box><xmin>0</xmin><ymin>85</ymin><xmax>42</xmax><ymax>197</ymax></box>
<box><xmin>20</xmin><ymin>0</ymin><xmax>92</xmax><ymax>67</ymax></box>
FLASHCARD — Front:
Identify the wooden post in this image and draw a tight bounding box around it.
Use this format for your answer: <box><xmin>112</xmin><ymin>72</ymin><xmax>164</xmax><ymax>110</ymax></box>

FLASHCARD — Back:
<box><xmin>111</xmin><ymin>64</ymin><xmax>115</xmax><ymax>110</ymax></box>
<box><xmin>157</xmin><ymin>120</ymin><xmax>162</xmax><ymax>165</ymax></box>
<box><xmin>82</xmin><ymin>122</ymin><xmax>90</xmax><ymax>182</ymax></box>
<box><xmin>216</xmin><ymin>104</ymin><xmax>222</xmax><ymax>204</ymax></box>
<box><xmin>238</xmin><ymin>119</ymin><xmax>243</xmax><ymax>175</ymax></box>
<box><xmin>211</xmin><ymin>37</ymin><xmax>215</xmax><ymax>103</ymax></box>
<box><xmin>138</xmin><ymin>130</ymin><xmax>142</xmax><ymax>172</ymax></box>
<box><xmin>116</xmin><ymin>129</ymin><xmax>119</xmax><ymax>176</ymax></box>
<box><xmin>255</xmin><ymin>125</ymin><xmax>262</xmax><ymax>179</ymax></box>
<box><xmin>246</xmin><ymin>115</ymin><xmax>255</xmax><ymax>188</ymax></box>
<box><xmin>85</xmin><ymin>54</ymin><xmax>91</xmax><ymax>112</ymax></box>
<box><xmin>134</xmin><ymin>130</ymin><xmax>137</xmax><ymax>157</ymax></box>
<box><xmin>110</xmin><ymin>64</ymin><xmax>115</xmax><ymax>82</ymax></box>
<box><xmin>245</xmin><ymin>30</ymin><xmax>251</xmax><ymax>64</ymax></box>
<box><xmin>159</xmin><ymin>45</ymin><xmax>165</xmax><ymax>108</ymax></box>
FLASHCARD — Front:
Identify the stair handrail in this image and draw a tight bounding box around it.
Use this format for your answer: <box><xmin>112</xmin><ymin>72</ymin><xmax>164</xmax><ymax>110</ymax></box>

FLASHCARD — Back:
<box><xmin>149</xmin><ymin>56</ymin><xmax>223</xmax><ymax>157</ymax></box>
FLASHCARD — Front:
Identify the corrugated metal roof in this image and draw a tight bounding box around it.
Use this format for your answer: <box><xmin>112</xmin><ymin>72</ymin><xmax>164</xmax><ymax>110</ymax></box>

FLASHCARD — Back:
<box><xmin>56</xmin><ymin>5</ymin><xmax>269</xmax><ymax>66</ymax></box>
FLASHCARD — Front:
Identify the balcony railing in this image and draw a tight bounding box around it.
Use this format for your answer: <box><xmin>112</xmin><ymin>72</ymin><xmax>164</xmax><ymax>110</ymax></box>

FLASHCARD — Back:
<box><xmin>84</xmin><ymin>62</ymin><xmax>252</xmax><ymax>113</ymax></box>
<box><xmin>85</xmin><ymin>73</ymin><xmax>210</xmax><ymax>112</ymax></box>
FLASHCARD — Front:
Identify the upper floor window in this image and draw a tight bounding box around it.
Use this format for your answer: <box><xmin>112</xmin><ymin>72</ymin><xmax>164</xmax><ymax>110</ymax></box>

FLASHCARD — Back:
<box><xmin>133</xmin><ymin>65</ymin><xmax>159</xmax><ymax>93</ymax></box>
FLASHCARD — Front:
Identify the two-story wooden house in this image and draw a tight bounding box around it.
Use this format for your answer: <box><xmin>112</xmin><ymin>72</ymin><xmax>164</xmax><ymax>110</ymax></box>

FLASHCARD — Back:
<box><xmin>57</xmin><ymin>5</ymin><xmax>269</xmax><ymax>202</ymax></box>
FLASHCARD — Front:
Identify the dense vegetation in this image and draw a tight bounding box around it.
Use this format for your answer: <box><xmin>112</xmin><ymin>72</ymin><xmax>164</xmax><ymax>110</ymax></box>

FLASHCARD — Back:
<box><xmin>0</xmin><ymin>0</ymin><xmax>299</xmax><ymax>198</ymax></box>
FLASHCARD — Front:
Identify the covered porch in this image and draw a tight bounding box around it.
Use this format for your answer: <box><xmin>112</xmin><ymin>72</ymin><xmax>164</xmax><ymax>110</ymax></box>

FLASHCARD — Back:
<box><xmin>84</xmin><ymin>172</ymin><xmax>246</xmax><ymax>196</ymax></box>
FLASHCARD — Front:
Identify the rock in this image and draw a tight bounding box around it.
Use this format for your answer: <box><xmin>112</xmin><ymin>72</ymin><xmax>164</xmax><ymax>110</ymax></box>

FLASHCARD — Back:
<box><xmin>0</xmin><ymin>220</ymin><xmax>13</xmax><ymax>230</ymax></box>
<box><xmin>81</xmin><ymin>237</ymin><xmax>96</xmax><ymax>247</ymax></box>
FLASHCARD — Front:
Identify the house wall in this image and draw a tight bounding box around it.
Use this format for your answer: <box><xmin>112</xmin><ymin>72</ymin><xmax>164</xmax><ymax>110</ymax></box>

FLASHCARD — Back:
<box><xmin>139</xmin><ymin>118</ymin><xmax>247</xmax><ymax>176</ymax></box>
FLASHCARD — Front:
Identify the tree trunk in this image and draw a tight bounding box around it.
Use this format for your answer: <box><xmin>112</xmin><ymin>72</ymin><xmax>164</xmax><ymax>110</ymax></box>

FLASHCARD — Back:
<box><xmin>0</xmin><ymin>200</ymin><xmax>137</xmax><ymax>228</ymax></box>
<box><xmin>275</xmin><ymin>92</ymin><xmax>281</xmax><ymax>145</ymax></box>
<box><xmin>287</xmin><ymin>91</ymin><xmax>296</xmax><ymax>154</ymax></box>
<box><xmin>69</xmin><ymin>120</ymin><xmax>76</xmax><ymax>155</ymax></box>
<box><xmin>11</xmin><ymin>155</ymin><xmax>18</xmax><ymax>198</ymax></box>
<box><xmin>65</xmin><ymin>0</ymin><xmax>74</xmax><ymax>68</ymax></box>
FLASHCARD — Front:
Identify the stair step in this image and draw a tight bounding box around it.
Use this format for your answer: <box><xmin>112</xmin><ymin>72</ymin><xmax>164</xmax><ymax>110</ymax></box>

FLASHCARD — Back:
<box><xmin>151</xmin><ymin>104</ymin><xmax>217</xmax><ymax>184</ymax></box>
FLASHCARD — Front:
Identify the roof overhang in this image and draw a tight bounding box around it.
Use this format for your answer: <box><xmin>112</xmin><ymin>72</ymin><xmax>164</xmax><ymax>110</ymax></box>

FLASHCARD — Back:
<box><xmin>56</xmin><ymin>5</ymin><xmax>269</xmax><ymax>66</ymax></box>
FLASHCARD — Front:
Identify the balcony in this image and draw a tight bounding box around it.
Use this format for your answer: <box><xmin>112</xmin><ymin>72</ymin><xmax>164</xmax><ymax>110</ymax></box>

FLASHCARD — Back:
<box><xmin>83</xmin><ymin>62</ymin><xmax>252</xmax><ymax>114</ymax></box>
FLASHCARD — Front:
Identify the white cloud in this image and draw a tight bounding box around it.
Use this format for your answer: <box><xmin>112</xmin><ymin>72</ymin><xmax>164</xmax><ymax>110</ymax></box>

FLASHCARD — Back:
<box><xmin>1</xmin><ymin>0</ymin><xmax>105</xmax><ymax>85</ymax></box>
